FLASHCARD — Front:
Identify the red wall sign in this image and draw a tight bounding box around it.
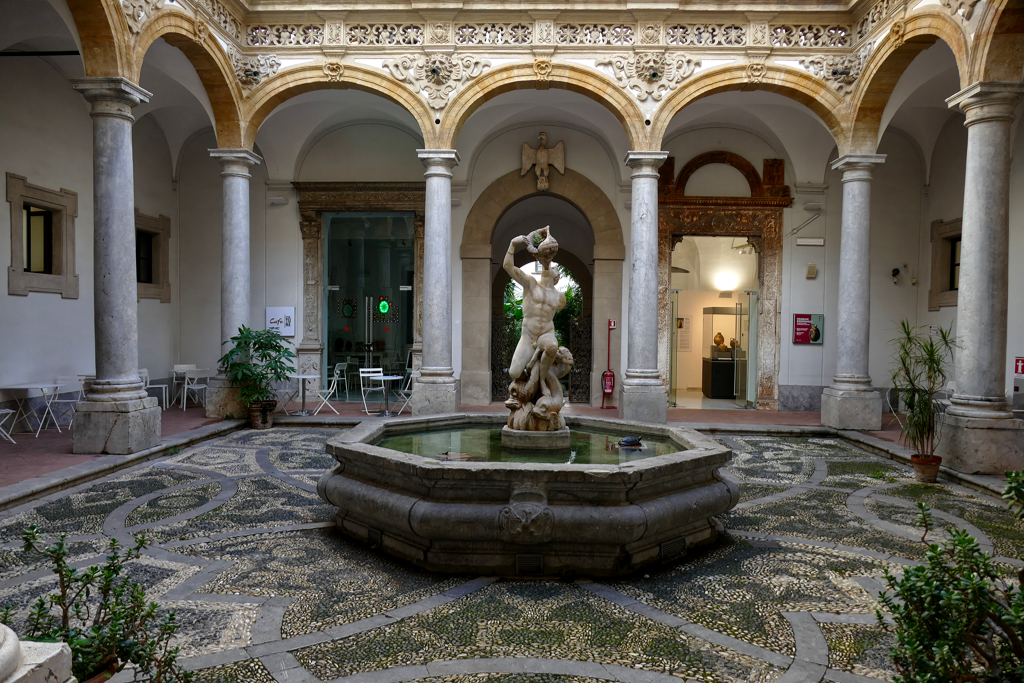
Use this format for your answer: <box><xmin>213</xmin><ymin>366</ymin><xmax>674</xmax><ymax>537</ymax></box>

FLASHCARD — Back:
<box><xmin>1016</xmin><ymin>357</ymin><xmax>1024</xmax><ymax>376</ymax></box>
<box><xmin>793</xmin><ymin>314</ymin><xmax>824</xmax><ymax>344</ymax></box>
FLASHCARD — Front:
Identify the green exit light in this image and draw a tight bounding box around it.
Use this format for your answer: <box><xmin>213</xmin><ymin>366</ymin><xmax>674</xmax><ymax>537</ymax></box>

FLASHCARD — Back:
<box><xmin>378</xmin><ymin>299</ymin><xmax>390</xmax><ymax>314</ymax></box>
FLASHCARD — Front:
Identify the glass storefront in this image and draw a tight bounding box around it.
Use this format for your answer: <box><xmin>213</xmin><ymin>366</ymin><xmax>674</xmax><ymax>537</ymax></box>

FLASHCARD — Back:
<box><xmin>323</xmin><ymin>212</ymin><xmax>415</xmax><ymax>397</ymax></box>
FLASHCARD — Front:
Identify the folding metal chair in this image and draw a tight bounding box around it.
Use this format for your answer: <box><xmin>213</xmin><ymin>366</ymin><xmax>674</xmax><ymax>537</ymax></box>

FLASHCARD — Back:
<box><xmin>182</xmin><ymin>369</ymin><xmax>209</xmax><ymax>410</ymax></box>
<box><xmin>392</xmin><ymin>373</ymin><xmax>414</xmax><ymax>416</ymax></box>
<box><xmin>359</xmin><ymin>368</ymin><xmax>385</xmax><ymax>415</ymax></box>
<box><xmin>0</xmin><ymin>409</ymin><xmax>15</xmax><ymax>444</ymax></box>
<box><xmin>51</xmin><ymin>376</ymin><xmax>83</xmax><ymax>426</ymax></box>
<box><xmin>314</xmin><ymin>364</ymin><xmax>344</xmax><ymax>415</ymax></box>
<box><xmin>141</xmin><ymin>368</ymin><xmax>169</xmax><ymax>410</ymax></box>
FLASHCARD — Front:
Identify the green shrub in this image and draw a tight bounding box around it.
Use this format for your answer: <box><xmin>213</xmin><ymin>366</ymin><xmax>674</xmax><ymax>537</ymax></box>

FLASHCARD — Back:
<box><xmin>4</xmin><ymin>526</ymin><xmax>193</xmax><ymax>682</ymax></box>
<box><xmin>217</xmin><ymin>326</ymin><xmax>295</xmax><ymax>408</ymax></box>
<box><xmin>878</xmin><ymin>471</ymin><xmax>1024</xmax><ymax>681</ymax></box>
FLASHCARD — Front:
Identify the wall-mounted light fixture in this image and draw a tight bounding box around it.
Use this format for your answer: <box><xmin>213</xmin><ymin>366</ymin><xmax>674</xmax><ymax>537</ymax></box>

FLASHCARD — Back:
<box><xmin>892</xmin><ymin>267</ymin><xmax>900</xmax><ymax>284</ymax></box>
<box><xmin>806</xmin><ymin>264</ymin><xmax>818</xmax><ymax>279</ymax></box>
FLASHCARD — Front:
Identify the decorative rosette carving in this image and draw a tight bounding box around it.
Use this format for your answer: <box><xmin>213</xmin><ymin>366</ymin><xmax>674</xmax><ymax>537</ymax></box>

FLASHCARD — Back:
<box><xmin>383</xmin><ymin>54</ymin><xmax>491</xmax><ymax>111</ymax></box>
<box><xmin>597</xmin><ymin>52</ymin><xmax>700</xmax><ymax>101</ymax></box>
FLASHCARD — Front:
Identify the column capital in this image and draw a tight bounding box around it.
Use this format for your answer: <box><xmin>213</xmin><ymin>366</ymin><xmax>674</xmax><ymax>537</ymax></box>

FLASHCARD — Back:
<box><xmin>418</xmin><ymin>149</ymin><xmax>461</xmax><ymax>168</ymax></box>
<box><xmin>831</xmin><ymin>154</ymin><xmax>885</xmax><ymax>178</ymax></box>
<box><xmin>209</xmin><ymin>149</ymin><xmax>262</xmax><ymax>178</ymax></box>
<box><xmin>624</xmin><ymin>150</ymin><xmax>668</xmax><ymax>173</ymax></box>
<box><xmin>947</xmin><ymin>82</ymin><xmax>1024</xmax><ymax>125</ymax></box>
<box><xmin>71</xmin><ymin>77</ymin><xmax>151</xmax><ymax>107</ymax></box>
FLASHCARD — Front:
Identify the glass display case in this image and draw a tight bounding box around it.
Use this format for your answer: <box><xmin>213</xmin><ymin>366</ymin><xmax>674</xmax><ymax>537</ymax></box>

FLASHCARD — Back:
<box><xmin>702</xmin><ymin>306</ymin><xmax>748</xmax><ymax>400</ymax></box>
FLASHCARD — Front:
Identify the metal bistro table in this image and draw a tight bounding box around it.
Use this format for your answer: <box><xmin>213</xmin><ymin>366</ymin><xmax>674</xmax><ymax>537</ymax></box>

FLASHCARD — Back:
<box><xmin>288</xmin><ymin>373</ymin><xmax>320</xmax><ymax>416</ymax></box>
<box><xmin>0</xmin><ymin>383</ymin><xmax>64</xmax><ymax>437</ymax></box>
<box><xmin>370</xmin><ymin>375</ymin><xmax>404</xmax><ymax>417</ymax></box>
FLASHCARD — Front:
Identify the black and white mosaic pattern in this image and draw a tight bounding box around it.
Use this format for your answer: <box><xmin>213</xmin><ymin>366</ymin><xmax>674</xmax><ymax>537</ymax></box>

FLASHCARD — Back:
<box><xmin>0</xmin><ymin>427</ymin><xmax>1020</xmax><ymax>683</ymax></box>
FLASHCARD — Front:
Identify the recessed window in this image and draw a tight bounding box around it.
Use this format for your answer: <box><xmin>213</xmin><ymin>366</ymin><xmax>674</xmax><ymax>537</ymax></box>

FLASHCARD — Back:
<box><xmin>134</xmin><ymin>210</ymin><xmax>171</xmax><ymax>303</ymax></box>
<box><xmin>949</xmin><ymin>236</ymin><xmax>961</xmax><ymax>291</ymax></box>
<box><xmin>136</xmin><ymin>229</ymin><xmax>154</xmax><ymax>284</ymax></box>
<box><xmin>6</xmin><ymin>173</ymin><xmax>78</xmax><ymax>298</ymax></box>
<box><xmin>928</xmin><ymin>218</ymin><xmax>961</xmax><ymax>311</ymax></box>
<box><xmin>23</xmin><ymin>204</ymin><xmax>54</xmax><ymax>274</ymax></box>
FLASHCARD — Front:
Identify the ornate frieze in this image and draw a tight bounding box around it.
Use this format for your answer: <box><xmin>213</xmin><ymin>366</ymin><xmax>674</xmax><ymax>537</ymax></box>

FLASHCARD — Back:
<box><xmin>121</xmin><ymin>0</ymin><xmax>164</xmax><ymax>34</ymax></box>
<box><xmin>769</xmin><ymin>24</ymin><xmax>852</xmax><ymax>48</ymax></box>
<box><xmin>666</xmin><ymin>24</ymin><xmax>746</xmax><ymax>47</ymax></box>
<box><xmin>455</xmin><ymin>23</ymin><xmax>532</xmax><ymax>46</ymax></box>
<box><xmin>347</xmin><ymin>23</ymin><xmax>423</xmax><ymax>46</ymax></box>
<box><xmin>383</xmin><ymin>54</ymin><xmax>490</xmax><ymax>111</ymax></box>
<box><xmin>638</xmin><ymin>23</ymin><xmax>662</xmax><ymax>45</ymax></box>
<box><xmin>597</xmin><ymin>52</ymin><xmax>699</xmax><ymax>102</ymax></box>
<box><xmin>750</xmin><ymin>23</ymin><xmax>770</xmax><ymax>46</ymax></box>
<box><xmin>193</xmin><ymin>0</ymin><xmax>243</xmax><ymax>41</ymax></box>
<box><xmin>325</xmin><ymin>23</ymin><xmax>344</xmax><ymax>46</ymax></box>
<box><xmin>941</xmin><ymin>0</ymin><xmax>981</xmax><ymax>20</ymax></box>
<box><xmin>799</xmin><ymin>45</ymin><xmax>869</xmax><ymax>95</ymax></box>
<box><xmin>535</xmin><ymin>21</ymin><xmax>554</xmax><ymax>44</ymax></box>
<box><xmin>230</xmin><ymin>48</ymin><xmax>281</xmax><ymax>90</ymax></box>
<box><xmin>855</xmin><ymin>0</ymin><xmax>893</xmax><ymax>42</ymax></box>
<box><xmin>556</xmin><ymin>23</ymin><xmax>634</xmax><ymax>46</ymax></box>
<box><xmin>247</xmin><ymin>24</ymin><xmax>324</xmax><ymax>47</ymax></box>
<box><xmin>427</xmin><ymin>22</ymin><xmax>451</xmax><ymax>44</ymax></box>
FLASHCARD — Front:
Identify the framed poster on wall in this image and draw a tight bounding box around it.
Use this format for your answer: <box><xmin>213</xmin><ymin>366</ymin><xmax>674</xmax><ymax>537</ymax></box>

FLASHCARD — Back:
<box><xmin>266</xmin><ymin>307</ymin><xmax>295</xmax><ymax>337</ymax></box>
<box><xmin>793</xmin><ymin>314</ymin><xmax>823</xmax><ymax>344</ymax></box>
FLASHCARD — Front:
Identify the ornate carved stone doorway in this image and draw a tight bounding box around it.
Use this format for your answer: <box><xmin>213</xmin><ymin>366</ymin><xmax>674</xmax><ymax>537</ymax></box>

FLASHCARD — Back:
<box><xmin>657</xmin><ymin>153</ymin><xmax>793</xmax><ymax>410</ymax></box>
<box><xmin>293</xmin><ymin>182</ymin><xmax>425</xmax><ymax>390</ymax></box>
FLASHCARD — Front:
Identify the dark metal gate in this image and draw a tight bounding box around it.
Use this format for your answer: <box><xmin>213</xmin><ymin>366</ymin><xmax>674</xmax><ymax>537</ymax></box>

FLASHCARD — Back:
<box><xmin>568</xmin><ymin>314</ymin><xmax>592</xmax><ymax>403</ymax></box>
<box><xmin>491</xmin><ymin>315</ymin><xmax>517</xmax><ymax>401</ymax></box>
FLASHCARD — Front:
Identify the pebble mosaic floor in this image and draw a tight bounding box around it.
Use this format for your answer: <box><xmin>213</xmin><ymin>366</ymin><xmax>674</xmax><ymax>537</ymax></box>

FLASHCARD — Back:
<box><xmin>0</xmin><ymin>427</ymin><xmax>1021</xmax><ymax>683</ymax></box>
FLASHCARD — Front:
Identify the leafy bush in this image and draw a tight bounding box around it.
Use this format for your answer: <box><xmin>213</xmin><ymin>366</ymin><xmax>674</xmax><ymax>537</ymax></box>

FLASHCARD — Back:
<box><xmin>5</xmin><ymin>526</ymin><xmax>193</xmax><ymax>682</ymax></box>
<box><xmin>889</xmin><ymin>320</ymin><xmax>956</xmax><ymax>457</ymax></box>
<box><xmin>217</xmin><ymin>326</ymin><xmax>295</xmax><ymax>408</ymax></box>
<box><xmin>878</xmin><ymin>471</ymin><xmax>1024</xmax><ymax>681</ymax></box>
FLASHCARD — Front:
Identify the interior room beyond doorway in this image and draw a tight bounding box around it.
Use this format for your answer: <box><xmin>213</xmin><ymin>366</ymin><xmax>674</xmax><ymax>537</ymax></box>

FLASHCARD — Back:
<box><xmin>669</xmin><ymin>236</ymin><xmax>758</xmax><ymax>410</ymax></box>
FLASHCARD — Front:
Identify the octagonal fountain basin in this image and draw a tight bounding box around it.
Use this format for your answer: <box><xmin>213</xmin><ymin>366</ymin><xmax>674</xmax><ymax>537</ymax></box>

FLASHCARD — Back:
<box><xmin>317</xmin><ymin>414</ymin><xmax>738</xmax><ymax>578</ymax></box>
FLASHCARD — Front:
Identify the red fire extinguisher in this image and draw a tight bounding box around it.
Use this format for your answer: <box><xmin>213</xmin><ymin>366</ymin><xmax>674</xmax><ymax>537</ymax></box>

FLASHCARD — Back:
<box><xmin>601</xmin><ymin>319</ymin><xmax>617</xmax><ymax>409</ymax></box>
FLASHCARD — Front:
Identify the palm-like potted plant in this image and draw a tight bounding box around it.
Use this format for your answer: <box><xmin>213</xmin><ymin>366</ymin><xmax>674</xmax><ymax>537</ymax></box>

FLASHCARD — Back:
<box><xmin>889</xmin><ymin>320</ymin><xmax>956</xmax><ymax>482</ymax></box>
<box><xmin>218</xmin><ymin>325</ymin><xmax>295</xmax><ymax>429</ymax></box>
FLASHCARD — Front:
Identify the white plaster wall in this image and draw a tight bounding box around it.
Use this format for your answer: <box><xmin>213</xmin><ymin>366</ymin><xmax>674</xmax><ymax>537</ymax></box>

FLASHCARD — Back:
<box><xmin>297</xmin><ymin>123</ymin><xmax>423</xmax><ymax>182</ymax></box>
<box><xmin>0</xmin><ymin>58</ymin><xmax>94</xmax><ymax>391</ymax></box>
<box><xmin>133</xmin><ymin>114</ymin><xmax>178</xmax><ymax>380</ymax></box>
<box><xmin>1007</xmin><ymin>118</ymin><xmax>1024</xmax><ymax>398</ymax></box>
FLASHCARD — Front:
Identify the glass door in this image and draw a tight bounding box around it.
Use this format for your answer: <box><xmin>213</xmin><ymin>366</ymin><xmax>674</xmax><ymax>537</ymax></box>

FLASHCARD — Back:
<box><xmin>324</xmin><ymin>212</ymin><xmax>415</xmax><ymax>397</ymax></box>
<box><xmin>734</xmin><ymin>293</ymin><xmax>749</xmax><ymax>407</ymax></box>
<box><xmin>668</xmin><ymin>291</ymin><xmax>679</xmax><ymax>407</ymax></box>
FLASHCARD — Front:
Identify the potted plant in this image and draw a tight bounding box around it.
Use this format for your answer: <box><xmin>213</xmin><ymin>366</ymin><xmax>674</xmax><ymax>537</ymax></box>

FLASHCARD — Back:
<box><xmin>2</xmin><ymin>526</ymin><xmax>193</xmax><ymax>683</ymax></box>
<box><xmin>218</xmin><ymin>325</ymin><xmax>295</xmax><ymax>429</ymax></box>
<box><xmin>889</xmin><ymin>320</ymin><xmax>955</xmax><ymax>482</ymax></box>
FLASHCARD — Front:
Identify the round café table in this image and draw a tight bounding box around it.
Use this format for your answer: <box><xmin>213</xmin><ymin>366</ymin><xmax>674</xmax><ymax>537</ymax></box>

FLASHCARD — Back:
<box><xmin>287</xmin><ymin>373</ymin><xmax>320</xmax><ymax>416</ymax></box>
<box><xmin>370</xmin><ymin>375</ymin><xmax>404</xmax><ymax>417</ymax></box>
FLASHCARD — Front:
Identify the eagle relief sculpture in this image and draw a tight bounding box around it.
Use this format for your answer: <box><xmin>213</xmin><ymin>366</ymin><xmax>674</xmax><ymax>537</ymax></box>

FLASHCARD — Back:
<box><xmin>503</xmin><ymin>227</ymin><xmax>574</xmax><ymax>433</ymax></box>
<box><xmin>521</xmin><ymin>132</ymin><xmax>565</xmax><ymax>191</ymax></box>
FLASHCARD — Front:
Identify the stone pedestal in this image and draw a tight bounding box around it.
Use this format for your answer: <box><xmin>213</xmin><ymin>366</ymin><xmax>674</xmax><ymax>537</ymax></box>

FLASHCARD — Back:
<box><xmin>618</xmin><ymin>383</ymin><xmax>669</xmax><ymax>424</ymax></box>
<box><xmin>0</xmin><ymin>623</ymin><xmax>73</xmax><ymax>683</ymax></box>
<box><xmin>205</xmin><ymin>376</ymin><xmax>243</xmax><ymax>419</ymax></box>
<box><xmin>409</xmin><ymin>378</ymin><xmax>458</xmax><ymax>416</ymax></box>
<box><xmin>820</xmin><ymin>388</ymin><xmax>883</xmax><ymax>431</ymax></box>
<box><xmin>935</xmin><ymin>413</ymin><xmax>1024</xmax><ymax>474</ymax></box>
<box><xmin>501</xmin><ymin>426</ymin><xmax>570</xmax><ymax>449</ymax></box>
<box><xmin>72</xmin><ymin>398</ymin><xmax>160</xmax><ymax>454</ymax></box>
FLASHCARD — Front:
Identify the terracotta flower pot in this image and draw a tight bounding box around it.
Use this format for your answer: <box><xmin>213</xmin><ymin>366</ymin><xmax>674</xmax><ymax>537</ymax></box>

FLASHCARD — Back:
<box><xmin>248</xmin><ymin>400</ymin><xmax>277</xmax><ymax>429</ymax></box>
<box><xmin>82</xmin><ymin>662</ymin><xmax>118</xmax><ymax>683</ymax></box>
<box><xmin>911</xmin><ymin>455</ymin><xmax>942</xmax><ymax>483</ymax></box>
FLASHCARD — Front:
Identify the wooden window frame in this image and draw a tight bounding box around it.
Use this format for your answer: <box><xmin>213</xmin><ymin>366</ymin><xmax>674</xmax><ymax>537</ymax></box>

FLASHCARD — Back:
<box><xmin>135</xmin><ymin>209</ymin><xmax>171</xmax><ymax>303</ymax></box>
<box><xmin>6</xmin><ymin>172</ymin><xmax>78</xmax><ymax>298</ymax></box>
<box><xmin>928</xmin><ymin>217</ymin><xmax>961</xmax><ymax>311</ymax></box>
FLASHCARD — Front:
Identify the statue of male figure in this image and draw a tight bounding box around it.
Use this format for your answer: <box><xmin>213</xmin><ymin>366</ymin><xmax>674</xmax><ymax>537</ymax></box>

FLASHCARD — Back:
<box><xmin>504</xmin><ymin>227</ymin><xmax>566</xmax><ymax>387</ymax></box>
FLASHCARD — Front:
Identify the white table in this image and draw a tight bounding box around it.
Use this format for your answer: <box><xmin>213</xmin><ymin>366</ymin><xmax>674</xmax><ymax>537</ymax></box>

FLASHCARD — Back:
<box><xmin>0</xmin><ymin>383</ymin><xmax>64</xmax><ymax>437</ymax></box>
<box><xmin>288</xmin><ymin>374</ymin><xmax>320</xmax><ymax>416</ymax></box>
<box><xmin>370</xmin><ymin>375</ymin><xmax>404</xmax><ymax>417</ymax></box>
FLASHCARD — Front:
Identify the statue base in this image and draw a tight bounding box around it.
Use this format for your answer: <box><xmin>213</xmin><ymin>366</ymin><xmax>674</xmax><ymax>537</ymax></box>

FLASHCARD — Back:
<box><xmin>501</xmin><ymin>426</ymin><xmax>570</xmax><ymax>450</ymax></box>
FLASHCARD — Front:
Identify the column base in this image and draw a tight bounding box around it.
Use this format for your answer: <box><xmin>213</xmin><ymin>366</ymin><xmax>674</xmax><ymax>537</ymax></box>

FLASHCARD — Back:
<box><xmin>617</xmin><ymin>383</ymin><xmax>668</xmax><ymax>424</ymax></box>
<box><xmin>934</xmin><ymin>413</ymin><xmax>1024</xmax><ymax>475</ymax></box>
<box><xmin>206</xmin><ymin>377</ymin><xmax>243</xmax><ymax>419</ymax></box>
<box><xmin>411</xmin><ymin>381</ymin><xmax>459</xmax><ymax>416</ymax></box>
<box><xmin>72</xmin><ymin>398</ymin><xmax>160</xmax><ymax>454</ymax></box>
<box><xmin>820</xmin><ymin>388</ymin><xmax>882</xmax><ymax>430</ymax></box>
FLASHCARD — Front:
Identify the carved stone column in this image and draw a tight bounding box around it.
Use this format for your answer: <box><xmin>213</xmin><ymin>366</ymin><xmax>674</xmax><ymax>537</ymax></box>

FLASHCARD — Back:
<box><xmin>412</xmin><ymin>213</ymin><xmax>425</xmax><ymax>382</ymax></box>
<box><xmin>296</xmin><ymin>215</ymin><xmax>324</xmax><ymax>393</ymax></box>
<box><xmin>937</xmin><ymin>82</ymin><xmax>1024</xmax><ymax>474</ymax></box>
<box><xmin>206</xmin><ymin>149</ymin><xmax>261</xmax><ymax>418</ymax></box>
<box><xmin>821</xmin><ymin>154</ymin><xmax>885</xmax><ymax>431</ymax></box>
<box><xmin>412</xmin><ymin>150</ymin><xmax>460</xmax><ymax>415</ymax></box>
<box><xmin>620</xmin><ymin>151</ymin><xmax>669</xmax><ymax>423</ymax></box>
<box><xmin>70</xmin><ymin>77</ymin><xmax>160</xmax><ymax>454</ymax></box>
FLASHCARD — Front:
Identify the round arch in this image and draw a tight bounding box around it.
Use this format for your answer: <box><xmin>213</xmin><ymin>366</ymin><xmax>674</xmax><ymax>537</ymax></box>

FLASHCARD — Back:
<box><xmin>675</xmin><ymin>151</ymin><xmax>763</xmax><ymax>195</ymax></box>
<box><xmin>460</xmin><ymin>167</ymin><xmax>625</xmax><ymax>407</ymax></box>
<box><xmin>64</xmin><ymin>0</ymin><xmax>131</xmax><ymax>77</ymax></box>
<box><xmin>650</xmin><ymin>64</ymin><xmax>848</xmax><ymax>153</ymax></box>
<box><xmin>242</xmin><ymin>64</ymin><xmax>436</xmax><ymax>150</ymax></box>
<box><xmin>847</xmin><ymin>10</ymin><xmax>970</xmax><ymax>153</ymax></box>
<box><xmin>131</xmin><ymin>10</ymin><xmax>245</xmax><ymax>148</ymax></box>
<box><xmin>972</xmin><ymin>0</ymin><xmax>1024</xmax><ymax>82</ymax></box>
<box><xmin>439</xmin><ymin>62</ymin><xmax>649</xmax><ymax>151</ymax></box>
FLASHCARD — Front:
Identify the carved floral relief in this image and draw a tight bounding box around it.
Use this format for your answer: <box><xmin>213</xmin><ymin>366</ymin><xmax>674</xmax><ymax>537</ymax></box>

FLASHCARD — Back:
<box><xmin>597</xmin><ymin>52</ymin><xmax>700</xmax><ymax>101</ymax></box>
<box><xmin>121</xmin><ymin>0</ymin><xmax>164</xmax><ymax>34</ymax></box>
<box><xmin>229</xmin><ymin>48</ymin><xmax>281</xmax><ymax>90</ymax></box>
<box><xmin>383</xmin><ymin>53</ymin><xmax>491</xmax><ymax>111</ymax></box>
